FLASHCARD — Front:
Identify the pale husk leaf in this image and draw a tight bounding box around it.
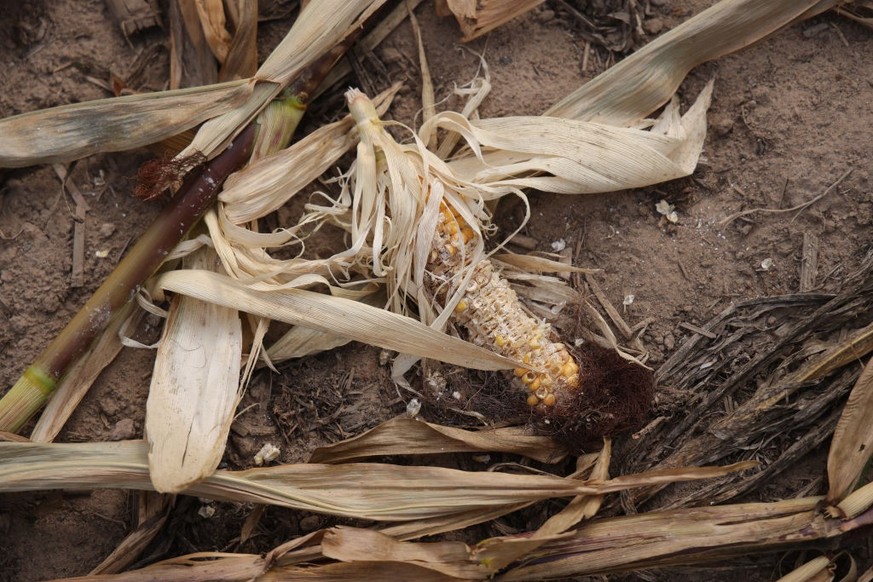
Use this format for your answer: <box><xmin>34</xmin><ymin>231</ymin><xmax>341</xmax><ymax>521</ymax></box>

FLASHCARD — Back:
<box><xmin>444</xmin><ymin>0</ymin><xmax>546</xmax><ymax>41</ymax></box>
<box><xmin>323</xmin><ymin>526</ymin><xmax>488</xmax><ymax>579</ymax></box>
<box><xmin>439</xmin><ymin>81</ymin><xmax>713</xmax><ymax>196</ymax></box>
<box><xmin>154</xmin><ymin>269</ymin><xmax>515</xmax><ymax>371</ymax></box>
<box><xmin>0</xmin><ymin>81</ymin><xmax>251</xmax><ymax>168</ymax></box>
<box><xmin>309</xmin><ymin>416</ymin><xmax>568</xmax><ymax>464</ymax></box>
<box><xmin>145</xmin><ymin>248</ymin><xmax>243</xmax><ymax>493</ymax></box>
<box><xmin>827</xmin><ymin>355</ymin><xmax>873</xmax><ymax>505</ymax></box>
<box><xmin>219</xmin><ymin>83</ymin><xmax>401</xmax><ymax>224</ymax></box>
<box><xmin>543</xmin><ymin>0</ymin><xmax>843</xmax><ymax>125</ymax></box>
<box><xmin>776</xmin><ymin>556</ymin><xmax>834</xmax><ymax>582</ymax></box>
<box><xmin>194</xmin><ymin>0</ymin><xmax>233</xmax><ymax>64</ymax></box>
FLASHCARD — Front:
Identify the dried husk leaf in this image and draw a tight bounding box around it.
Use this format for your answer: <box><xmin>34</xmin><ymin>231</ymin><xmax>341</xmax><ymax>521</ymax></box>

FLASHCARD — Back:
<box><xmin>543</xmin><ymin>0</ymin><xmax>843</xmax><ymax>125</ymax></box>
<box><xmin>440</xmin><ymin>81</ymin><xmax>713</xmax><ymax>196</ymax></box>
<box><xmin>309</xmin><ymin>416</ymin><xmax>568</xmax><ymax>464</ymax></box>
<box><xmin>145</xmin><ymin>248</ymin><xmax>243</xmax><ymax>493</ymax></box>
<box><xmin>0</xmin><ymin>440</ymin><xmax>753</xmax><ymax>522</ymax></box>
<box><xmin>827</xmin><ymin>356</ymin><xmax>873</xmax><ymax>506</ymax></box>
<box><xmin>194</xmin><ymin>0</ymin><xmax>233</xmax><ymax>64</ymax></box>
<box><xmin>219</xmin><ymin>83</ymin><xmax>401</xmax><ymax>224</ymax></box>
<box><xmin>445</xmin><ymin>0</ymin><xmax>546</xmax><ymax>41</ymax></box>
<box><xmin>154</xmin><ymin>269</ymin><xmax>515</xmax><ymax>371</ymax></box>
<box><xmin>323</xmin><ymin>527</ymin><xmax>488</xmax><ymax>579</ymax></box>
<box><xmin>0</xmin><ymin>81</ymin><xmax>251</xmax><ymax>168</ymax></box>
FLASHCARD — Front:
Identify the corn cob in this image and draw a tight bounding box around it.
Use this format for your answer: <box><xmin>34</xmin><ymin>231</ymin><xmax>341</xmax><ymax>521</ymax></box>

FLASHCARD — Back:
<box><xmin>428</xmin><ymin>201</ymin><xmax>580</xmax><ymax>412</ymax></box>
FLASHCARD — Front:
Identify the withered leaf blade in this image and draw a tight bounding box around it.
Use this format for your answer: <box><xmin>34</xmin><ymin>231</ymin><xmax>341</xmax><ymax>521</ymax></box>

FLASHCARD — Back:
<box><xmin>309</xmin><ymin>416</ymin><xmax>568</xmax><ymax>464</ymax></box>
<box><xmin>0</xmin><ymin>80</ymin><xmax>252</xmax><ymax>168</ymax></box>
<box><xmin>322</xmin><ymin>527</ymin><xmax>488</xmax><ymax>579</ymax></box>
<box><xmin>827</xmin><ymin>352</ymin><xmax>873</xmax><ymax>505</ymax></box>
<box><xmin>155</xmin><ymin>269</ymin><xmax>515</xmax><ymax>371</ymax></box>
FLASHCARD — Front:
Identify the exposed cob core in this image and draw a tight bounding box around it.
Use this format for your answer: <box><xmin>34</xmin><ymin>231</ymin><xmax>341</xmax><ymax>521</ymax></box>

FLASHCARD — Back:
<box><xmin>429</xmin><ymin>201</ymin><xmax>580</xmax><ymax>411</ymax></box>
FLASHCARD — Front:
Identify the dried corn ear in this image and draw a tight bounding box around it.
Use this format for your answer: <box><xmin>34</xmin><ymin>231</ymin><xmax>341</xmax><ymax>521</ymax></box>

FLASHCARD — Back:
<box><xmin>428</xmin><ymin>199</ymin><xmax>579</xmax><ymax>412</ymax></box>
<box><xmin>343</xmin><ymin>89</ymin><xmax>653</xmax><ymax>442</ymax></box>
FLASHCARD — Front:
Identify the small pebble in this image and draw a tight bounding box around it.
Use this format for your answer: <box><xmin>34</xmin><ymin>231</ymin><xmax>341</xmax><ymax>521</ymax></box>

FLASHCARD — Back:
<box><xmin>108</xmin><ymin>418</ymin><xmax>136</xmax><ymax>441</ymax></box>
<box><xmin>663</xmin><ymin>332</ymin><xmax>675</xmax><ymax>351</ymax></box>
<box><xmin>380</xmin><ymin>47</ymin><xmax>403</xmax><ymax>65</ymax></box>
<box><xmin>537</xmin><ymin>9</ymin><xmax>555</xmax><ymax>23</ymax></box>
<box><xmin>643</xmin><ymin>17</ymin><xmax>664</xmax><ymax>35</ymax></box>
<box><xmin>98</xmin><ymin>223</ymin><xmax>116</xmax><ymax>238</ymax></box>
<box><xmin>299</xmin><ymin>515</ymin><xmax>321</xmax><ymax>532</ymax></box>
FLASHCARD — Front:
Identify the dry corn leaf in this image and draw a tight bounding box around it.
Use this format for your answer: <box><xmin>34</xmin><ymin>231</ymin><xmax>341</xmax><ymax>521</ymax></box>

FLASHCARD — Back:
<box><xmin>0</xmin><ymin>440</ymin><xmax>753</xmax><ymax>522</ymax></box>
<box><xmin>170</xmin><ymin>0</ymin><xmax>219</xmax><ymax>88</ymax></box>
<box><xmin>178</xmin><ymin>0</ymin><xmax>388</xmax><ymax>160</ymax></box>
<box><xmin>444</xmin><ymin>0</ymin><xmax>546</xmax><ymax>41</ymax></box>
<box><xmin>777</xmin><ymin>556</ymin><xmax>835</xmax><ymax>582</ymax></box>
<box><xmin>154</xmin><ymin>269</ymin><xmax>515</xmax><ymax>371</ymax></box>
<box><xmin>220</xmin><ymin>0</ymin><xmax>258</xmax><ymax>80</ymax></box>
<box><xmin>827</xmin><ymin>356</ymin><xmax>873</xmax><ymax>506</ymax></box>
<box><xmin>0</xmin><ymin>81</ymin><xmax>251</xmax><ymax>168</ymax></box>
<box><xmin>194</xmin><ymin>0</ymin><xmax>233</xmax><ymax>64</ymax></box>
<box><xmin>323</xmin><ymin>526</ymin><xmax>488</xmax><ymax>579</ymax></box>
<box><xmin>544</xmin><ymin>0</ymin><xmax>843</xmax><ymax>125</ymax></box>
<box><xmin>309</xmin><ymin>416</ymin><xmax>568</xmax><ymax>464</ymax></box>
<box><xmin>498</xmin><ymin>497</ymin><xmax>835</xmax><ymax>580</ymax></box>
<box><xmin>145</xmin><ymin>248</ymin><xmax>243</xmax><ymax>493</ymax></box>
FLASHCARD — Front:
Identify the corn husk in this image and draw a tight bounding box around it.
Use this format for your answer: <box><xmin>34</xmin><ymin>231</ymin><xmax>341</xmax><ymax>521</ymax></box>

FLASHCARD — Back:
<box><xmin>145</xmin><ymin>247</ymin><xmax>243</xmax><ymax>493</ymax></box>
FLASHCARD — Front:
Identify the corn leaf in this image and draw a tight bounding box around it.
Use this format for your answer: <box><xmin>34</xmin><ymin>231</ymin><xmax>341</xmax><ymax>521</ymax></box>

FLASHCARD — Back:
<box><xmin>544</xmin><ymin>0</ymin><xmax>843</xmax><ymax>125</ymax></box>
<box><xmin>309</xmin><ymin>416</ymin><xmax>568</xmax><ymax>464</ymax></box>
<box><xmin>154</xmin><ymin>269</ymin><xmax>515</xmax><ymax>371</ymax></box>
<box><xmin>0</xmin><ymin>81</ymin><xmax>251</xmax><ymax>168</ymax></box>
<box><xmin>439</xmin><ymin>81</ymin><xmax>713</xmax><ymax>196</ymax></box>
<box><xmin>827</xmin><ymin>356</ymin><xmax>873</xmax><ymax>506</ymax></box>
<box><xmin>0</xmin><ymin>440</ymin><xmax>754</xmax><ymax>522</ymax></box>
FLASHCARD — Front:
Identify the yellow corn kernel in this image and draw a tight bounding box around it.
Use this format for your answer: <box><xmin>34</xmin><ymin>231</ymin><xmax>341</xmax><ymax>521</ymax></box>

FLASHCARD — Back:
<box><xmin>561</xmin><ymin>361</ymin><xmax>579</xmax><ymax>379</ymax></box>
<box><xmin>454</xmin><ymin>299</ymin><xmax>468</xmax><ymax>313</ymax></box>
<box><xmin>529</xmin><ymin>376</ymin><xmax>541</xmax><ymax>392</ymax></box>
<box><xmin>522</xmin><ymin>352</ymin><xmax>532</xmax><ymax>365</ymax></box>
<box><xmin>522</xmin><ymin>371</ymin><xmax>536</xmax><ymax>385</ymax></box>
<box><xmin>528</xmin><ymin>338</ymin><xmax>542</xmax><ymax>350</ymax></box>
<box><xmin>514</xmin><ymin>367</ymin><xmax>528</xmax><ymax>378</ymax></box>
<box><xmin>526</xmin><ymin>394</ymin><xmax>539</xmax><ymax>407</ymax></box>
<box><xmin>495</xmin><ymin>334</ymin><xmax>506</xmax><ymax>347</ymax></box>
<box><xmin>446</xmin><ymin>244</ymin><xmax>456</xmax><ymax>256</ymax></box>
<box><xmin>543</xmin><ymin>393</ymin><xmax>557</xmax><ymax>407</ymax></box>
